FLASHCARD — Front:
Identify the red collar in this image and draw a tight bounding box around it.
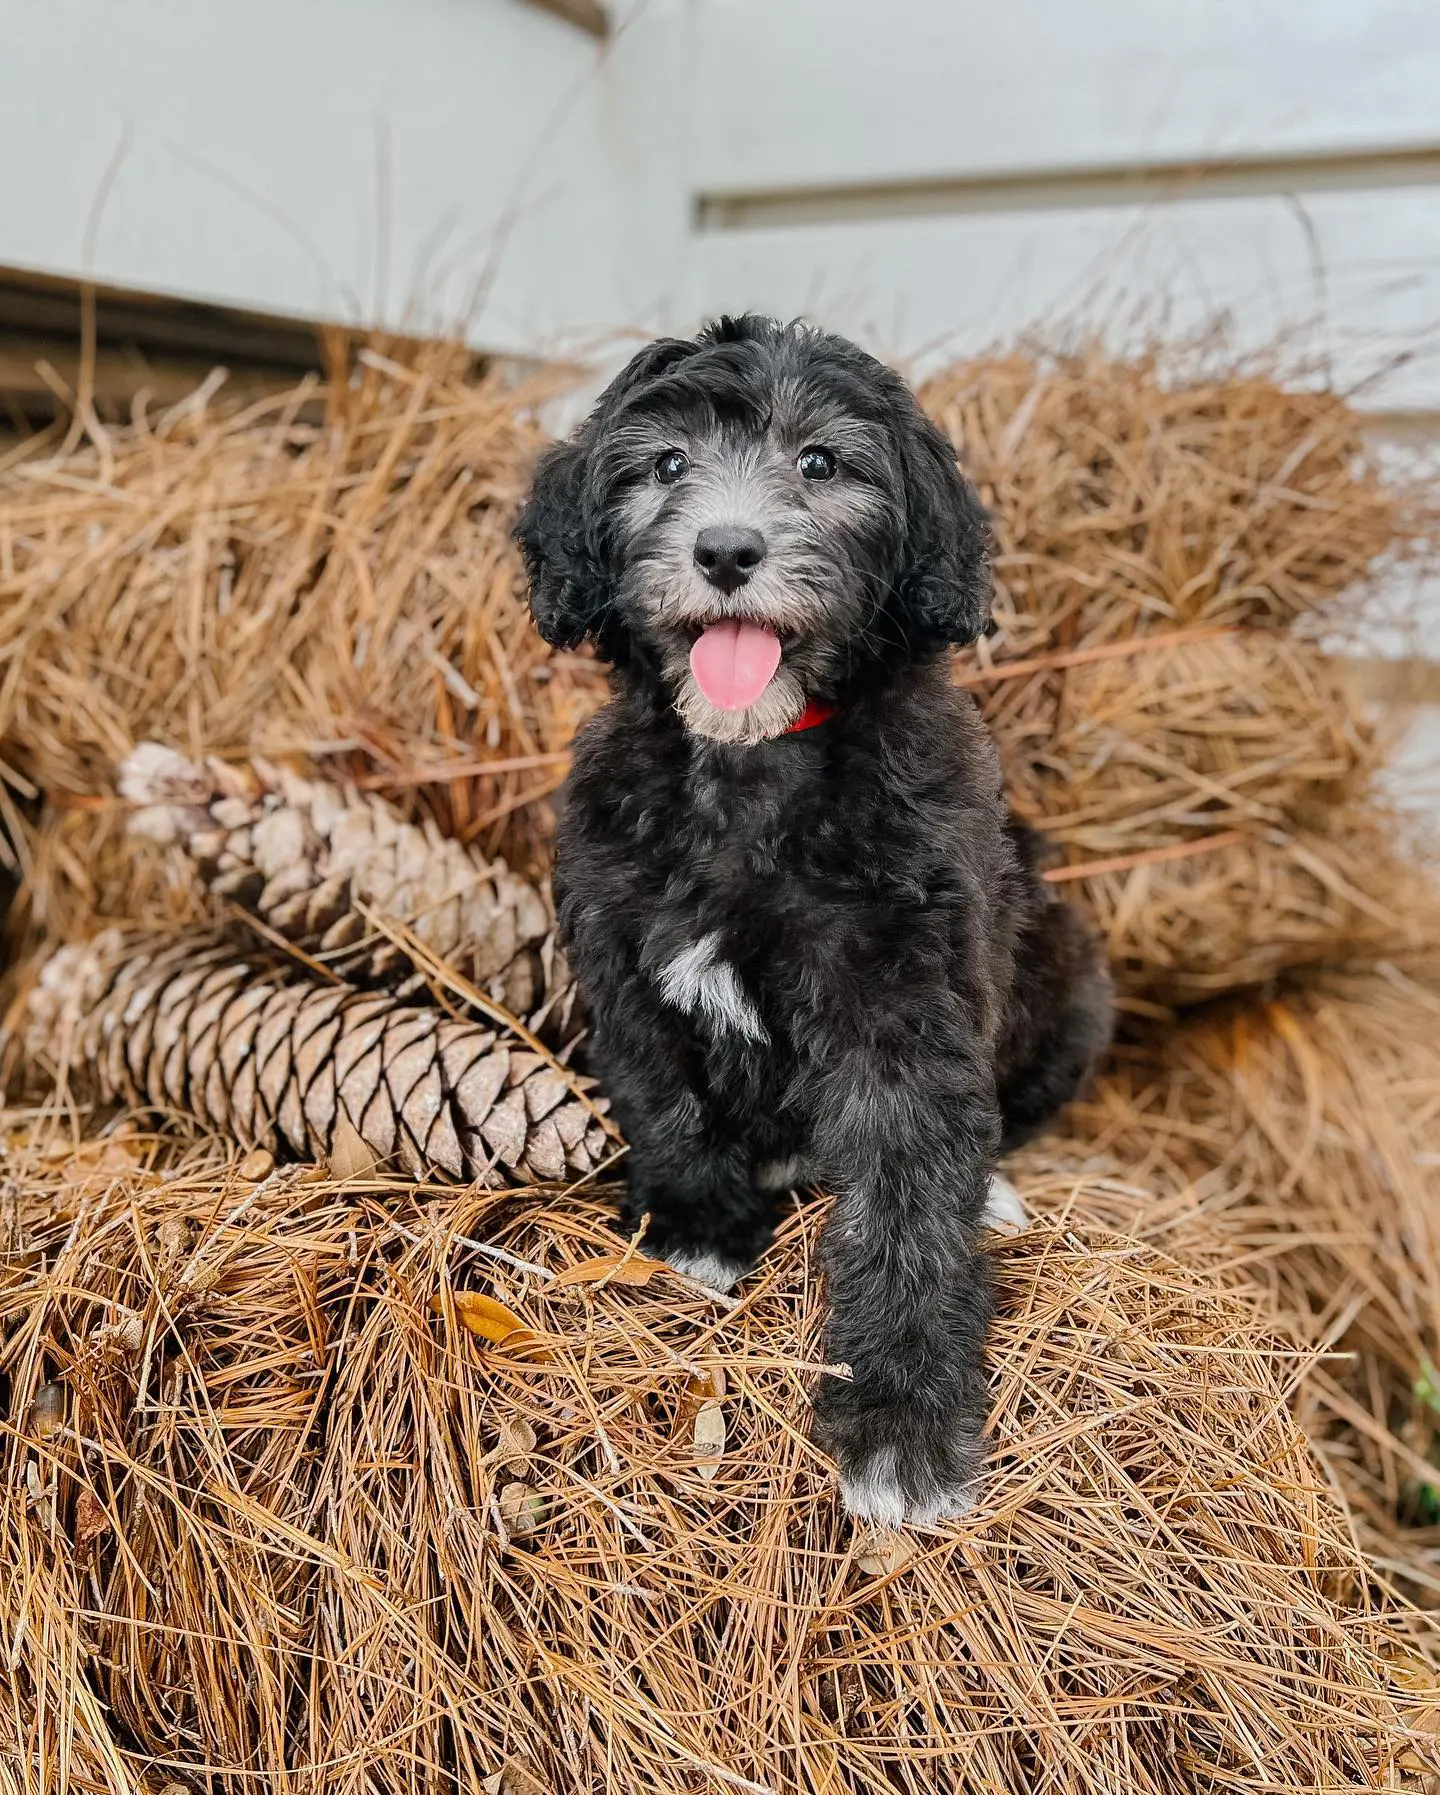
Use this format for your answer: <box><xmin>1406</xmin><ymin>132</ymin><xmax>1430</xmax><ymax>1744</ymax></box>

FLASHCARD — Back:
<box><xmin>782</xmin><ymin>698</ymin><xmax>839</xmax><ymax>735</ymax></box>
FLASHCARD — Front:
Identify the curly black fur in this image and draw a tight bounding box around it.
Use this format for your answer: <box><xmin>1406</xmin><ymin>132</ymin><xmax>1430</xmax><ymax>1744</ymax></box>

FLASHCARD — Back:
<box><xmin>516</xmin><ymin>316</ymin><xmax>1113</xmax><ymax>1524</ymax></box>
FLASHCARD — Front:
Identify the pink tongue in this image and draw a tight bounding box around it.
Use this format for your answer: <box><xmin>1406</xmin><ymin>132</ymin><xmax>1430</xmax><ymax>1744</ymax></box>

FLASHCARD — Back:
<box><xmin>689</xmin><ymin>620</ymin><xmax>782</xmax><ymax>711</ymax></box>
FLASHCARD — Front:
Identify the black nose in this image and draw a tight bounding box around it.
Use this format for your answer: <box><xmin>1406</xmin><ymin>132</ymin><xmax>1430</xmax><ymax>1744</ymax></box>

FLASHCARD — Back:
<box><xmin>693</xmin><ymin>525</ymin><xmax>767</xmax><ymax>593</ymax></box>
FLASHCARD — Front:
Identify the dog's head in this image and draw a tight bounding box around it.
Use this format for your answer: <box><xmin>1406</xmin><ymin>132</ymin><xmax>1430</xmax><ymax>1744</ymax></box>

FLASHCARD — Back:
<box><xmin>515</xmin><ymin>315</ymin><xmax>990</xmax><ymax>744</ymax></box>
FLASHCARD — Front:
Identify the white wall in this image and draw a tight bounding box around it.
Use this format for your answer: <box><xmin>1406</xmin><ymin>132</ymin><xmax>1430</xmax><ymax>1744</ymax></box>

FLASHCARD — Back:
<box><xmin>4</xmin><ymin>0</ymin><xmax>1440</xmax><ymax>403</ymax></box>
<box><xmin>684</xmin><ymin>0</ymin><xmax>1440</xmax><ymax>818</ymax></box>
<box><xmin>681</xmin><ymin>0</ymin><xmax>1440</xmax><ymax>406</ymax></box>
<box><xmin>688</xmin><ymin>0</ymin><xmax>1440</xmax><ymax>186</ymax></box>
<box><xmin>691</xmin><ymin>191</ymin><xmax>1440</xmax><ymax>403</ymax></box>
<box><xmin>0</xmin><ymin>0</ymin><xmax>644</xmax><ymax>355</ymax></box>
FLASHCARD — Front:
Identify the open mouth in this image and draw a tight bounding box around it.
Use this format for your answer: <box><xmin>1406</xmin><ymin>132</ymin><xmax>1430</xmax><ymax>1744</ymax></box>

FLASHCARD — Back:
<box><xmin>687</xmin><ymin>618</ymin><xmax>784</xmax><ymax>712</ymax></box>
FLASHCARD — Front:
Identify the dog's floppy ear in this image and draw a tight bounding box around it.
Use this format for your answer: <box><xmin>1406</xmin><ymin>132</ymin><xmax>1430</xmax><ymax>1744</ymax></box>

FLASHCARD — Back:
<box><xmin>516</xmin><ymin>335</ymin><xmax>701</xmax><ymax>651</ymax></box>
<box><xmin>895</xmin><ymin>411</ymin><xmax>992</xmax><ymax>651</ymax></box>
<box><xmin>514</xmin><ymin>432</ymin><xmax>606</xmax><ymax>651</ymax></box>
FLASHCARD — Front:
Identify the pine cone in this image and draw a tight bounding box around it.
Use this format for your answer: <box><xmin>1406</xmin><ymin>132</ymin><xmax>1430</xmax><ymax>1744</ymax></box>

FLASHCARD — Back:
<box><xmin>119</xmin><ymin>743</ymin><xmax>578</xmax><ymax>1039</ymax></box>
<box><xmin>26</xmin><ymin>930</ymin><xmax>612</xmax><ymax>1186</ymax></box>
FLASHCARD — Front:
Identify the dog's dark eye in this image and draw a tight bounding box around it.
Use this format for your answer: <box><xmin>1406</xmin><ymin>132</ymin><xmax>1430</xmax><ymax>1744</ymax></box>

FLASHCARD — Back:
<box><xmin>797</xmin><ymin>446</ymin><xmax>837</xmax><ymax>481</ymax></box>
<box><xmin>654</xmin><ymin>450</ymin><xmax>689</xmax><ymax>485</ymax></box>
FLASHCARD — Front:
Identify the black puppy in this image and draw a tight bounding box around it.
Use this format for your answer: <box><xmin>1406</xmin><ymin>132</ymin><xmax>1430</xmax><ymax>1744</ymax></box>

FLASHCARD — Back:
<box><xmin>516</xmin><ymin>316</ymin><xmax>1112</xmax><ymax>1524</ymax></box>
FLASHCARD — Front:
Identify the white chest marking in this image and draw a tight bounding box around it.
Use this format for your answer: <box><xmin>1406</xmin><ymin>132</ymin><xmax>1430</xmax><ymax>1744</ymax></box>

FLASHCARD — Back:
<box><xmin>658</xmin><ymin>932</ymin><xmax>769</xmax><ymax>1044</ymax></box>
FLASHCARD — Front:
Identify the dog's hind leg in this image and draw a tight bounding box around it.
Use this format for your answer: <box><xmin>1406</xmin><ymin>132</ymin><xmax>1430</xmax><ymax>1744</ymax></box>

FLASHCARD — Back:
<box><xmin>996</xmin><ymin>898</ymin><xmax>1114</xmax><ymax>1154</ymax></box>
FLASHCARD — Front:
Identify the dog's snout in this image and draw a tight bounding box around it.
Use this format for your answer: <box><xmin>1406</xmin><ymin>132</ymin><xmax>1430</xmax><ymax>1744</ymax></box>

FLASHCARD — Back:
<box><xmin>694</xmin><ymin>525</ymin><xmax>767</xmax><ymax>594</ymax></box>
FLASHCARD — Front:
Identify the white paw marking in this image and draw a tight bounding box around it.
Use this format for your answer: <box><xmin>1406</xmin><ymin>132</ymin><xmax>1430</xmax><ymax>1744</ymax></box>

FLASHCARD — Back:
<box><xmin>662</xmin><ymin>1246</ymin><xmax>749</xmax><ymax>1294</ymax></box>
<box><xmin>981</xmin><ymin>1171</ymin><xmax>1028</xmax><ymax>1235</ymax></box>
<box><xmin>839</xmin><ymin>1447</ymin><xmax>974</xmax><ymax>1528</ymax></box>
<box><xmin>909</xmin><ymin>1482</ymin><xmax>976</xmax><ymax>1527</ymax></box>
<box><xmin>840</xmin><ymin>1448</ymin><xmax>907</xmax><ymax>1527</ymax></box>
<box><xmin>658</xmin><ymin>932</ymin><xmax>769</xmax><ymax>1043</ymax></box>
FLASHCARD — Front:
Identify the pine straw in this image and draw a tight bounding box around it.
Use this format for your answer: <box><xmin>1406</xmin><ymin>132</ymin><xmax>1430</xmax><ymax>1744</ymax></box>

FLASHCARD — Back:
<box><xmin>2</xmin><ymin>337</ymin><xmax>1434</xmax><ymax>1004</ymax></box>
<box><xmin>921</xmin><ymin>346</ymin><xmax>1437</xmax><ymax>1001</ymax></box>
<box><xmin>986</xmin><ymin>631</ymin><xmax>1379</xmax><ymax>855</ymax></box>
<box><xmin>1068</xmin><ymin>814</ymin><xmax>1439</xmax><ymax>1008</ymax></box>
<box><xmin>973</xmin><ymin>624</ymin><xmax>1439</xmax><ymax>1001</ymax></box>
<box><xmin>918</xmin><ymin>345</ymin><xmax>1416</xmax><ymax>650</ymax></box>
<box><xmin>0</xmin><ymin>335</ymin><xmax>605</xmax><ymax>894</ymax></box>
<box><xmin>1021</xmin><ymin>959</ymin><xmax>1440</xmax><ymax>1613</ymax></box>
<box><xmin>1</xmin><ymin>1129</ymin><xmax>1437</xmax><ymax>1794</ymax></box>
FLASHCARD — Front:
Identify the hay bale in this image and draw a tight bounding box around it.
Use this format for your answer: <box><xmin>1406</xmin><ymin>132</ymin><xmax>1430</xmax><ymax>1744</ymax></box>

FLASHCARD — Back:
<box><xmin>1</xmin><ymin>1133</ymin><xmax>1435</xmax><ymax>1791</ymax></box>
<box><xmin>973</xmin><ymin>625</ymin><xmax>1436</xmax><ymax>1002</ymax></box>
<box><xmin>1041</xmin><ymin>964</ymin><xmax>1440</xmax><ymax>1376</ymax></box>
<box><xmin>919</xmin><ymin>346</ymin><xmax>1417</xmax><ymax>649</ymax></box>
<box><xmin>1067</xmin><ymin>817</ymin><xmax>1438</xmax><ymax>1007</ymax></box>
<box><xmin>1025</xmin><ymin>960</ymin><xmax>1440</xmax><ymax>1610</ymax></box>
<box><xmin>0</xmin><ymin>339</ymin><xmax>605</xmax><ymax>892</ymax></box>
<box><xmin>920</xmin><ymin>347</ymin><xmax>1435</xmax><ymax>1004</ymax></box>
<box><xmin>988</xmin><ymin>631</ymin><xmax>1379</xmax><ymax>857</ymax></box>
<box><xmin>4</xmin><ymin>337</ymin><xmax>1440</xmax><ymax>1787</ymax></box>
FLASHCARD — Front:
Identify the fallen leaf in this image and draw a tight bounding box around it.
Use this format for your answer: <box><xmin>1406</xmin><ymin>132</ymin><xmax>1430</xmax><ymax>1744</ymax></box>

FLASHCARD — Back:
<box><xmin>498</xmin><ymin>1480</ymin><xmax>546</xmax><ymax>1538</ymax></box>
<box><xmin>72</xmin><ymin>1488</ymin><xmax>110</xmax><ymax>1560</ymax></box>
<box><xmin>40</xmin><ymin>1134</ymin><xmax>143</xmax><ymax>1177</ymax></box>
<box><xmin>42</xmin><ymin>1134</ymin><xmax>139</xmax><ymax>1170</ymax></box>
<box><xmin>327</xmin><ymin>1114</ymin><xmax>379</xmax><ymax>1180</ymax></box>
<box><xmin>92</xmin><ymin>1135</ymin><xmax>145</xmax><ymax>1173</ymax></box>
<box><xmin>436</xmin><ymin>1289</ymin><xmax>531</xmax><ymax>1347</ymax></box>
<box><xmin>855</xmin><ymin>1526</ymin><xmax>917</xmax><ymax>1578</ymax></box>
<box><xmin>445</xmin><ymin>1289</ymin><xmax>527</xmax><ymax>1342</ymax></box>
<box><xmin>693</xmin><ymin>1398</ymin><xmax>726</xmax><ymax>1480</ymax></box>
<box><xmin>25</xmin><ymin>1460</ymin><xmax>55</xmax><ymax>1530</ymax></box>
<box><xmin>1387</xmin><ymin>1647</ymin><xmax>1440</xmax><ymax>1695</ymax></box>
<box><xmin>552</xmin><ymin>1251</ymin><xmax>664</xmax><ymax>1290</ymax></box>
<box><xmin>489</xmin><ymin>1763</ymin><xmax>547</xmax><ymax>1795</ymax></box>
<box><xmin>677</xmin><ymin>1365</ymin><xmax>728</xmax><ymax>1427</ymax></box>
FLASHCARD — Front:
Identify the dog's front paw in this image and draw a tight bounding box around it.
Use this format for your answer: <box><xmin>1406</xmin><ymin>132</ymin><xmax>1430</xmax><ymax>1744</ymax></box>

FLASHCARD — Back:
<box><xmin>659</xmin><ymin>1244</ymin><xmax>750</xmax><ymax>1295</ymax></box>
<box><xmin>981</xmin><ymin>1171</ymin><xmax>1028</xmax><ymax>1235</ymax></box>
<box><xmin>618</xmin><ymin>1195</ymin><xmax>758</xmax><ymax>1295</ymax></box>
<box><xmin>817</xmin><ymin>1382</ymin><xmax>984</xmax><ymax>1528</ymax></box>
<box><xmin>839</xmin><ymin>1445</ymin><xmax>975</xmax><ymax>1527</ymax></box>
